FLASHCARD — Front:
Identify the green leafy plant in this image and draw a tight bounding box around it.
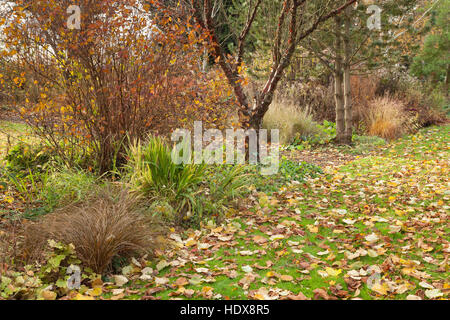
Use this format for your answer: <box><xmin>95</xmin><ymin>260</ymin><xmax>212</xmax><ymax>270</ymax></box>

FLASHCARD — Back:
<box><xmin>279</xmin><ymin>158</ymin><xmax>323</xmax><ymax>182</ymax></box>
<box><xmin>126</xmin><ymin>136</ymin><xmax>207</xmax><ymax>224</ymax></box>
<box><xmin>0</xmin><ymin>240</ymin><xmax>97</xmax><ymax>300</ymax></box>
<box><xmin>288</xmin><ymin>120</ymin><xmax>337</xmax><ymax>150</ymax></box>
<box><xmin>194</xmin><ymin>165</ymin><xmax>250</xmax><ymax>225</ymax></box>
<box><xmin>247</xmin><ymin>159</ymin><xmax>323</xmax><ymax>194</ymax></box>
<box><xmin>5</xmin><ymin>142</ymin><xmax>52</xmax><ymax>174</ymax></box>
<box><xmin>40</xmin><ymin>168</ymin><xmax>99</xmax><ymax>210</ymax></box>
<box><xmin>38</xmin><ymin>240</ymin><xmax>82</xmax><ymax>284</ymax></box>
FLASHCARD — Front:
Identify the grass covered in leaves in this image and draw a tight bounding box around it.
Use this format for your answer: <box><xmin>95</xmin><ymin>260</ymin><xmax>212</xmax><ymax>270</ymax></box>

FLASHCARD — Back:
<box><xmin>1</xmin><ymin>125</ymin><xmax>449</xmax><ymax>300</ymax></box>
<box><xmin>96</xmin><ymin>125</ymin><xmax>449</xmax><ymax>300</ymax></box>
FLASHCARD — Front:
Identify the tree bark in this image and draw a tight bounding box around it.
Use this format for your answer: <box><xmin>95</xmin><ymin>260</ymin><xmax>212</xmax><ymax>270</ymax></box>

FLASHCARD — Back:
<box><xmin>445</xmin><ymin>64</ymin><xmax>449</xmax><ymax>96</ymax></box>
<box><xmin>334</xmin><ymin>16</ymin><xmax>345</xmax><ymax>144</ymax></box>
<box><xmin>335</xmin><ymin>70</ymin><xmax>345</xmax><ymax>144</ymax></box>
<box><xmin>343</xmin><ymin>6</ymin><xmax>353</xmax><ymax>145</ymax></box>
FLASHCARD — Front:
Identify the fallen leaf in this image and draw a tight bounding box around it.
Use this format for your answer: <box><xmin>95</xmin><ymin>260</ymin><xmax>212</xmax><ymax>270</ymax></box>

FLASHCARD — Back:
<box><xmin>174</xmin><ymin>277</ymin><xmax>189</xmax><ymax>287</ymax></box>
<box><xmin>113</xmin><ymin>275</ymin><xmax>128</xmax><ymax>286</ymax></box>
<box><xmin>279</xmin><ymin>275</ymin><xmax>294</xmax><ymax>281</ymax></box>
<box><xmin>41</xmin><ymin>290</ymin><xmax>57</xmax><ymax>300</ymax></box>
<box><xmin>156</xmin><ymin>260</ymin><xmax>169</xmax><ymax>271</ymax></box>
<box><xmin>425</xmin><ymin>289</ymin><xmax>443</xmax><ymax>299</ymax></box>
<box><xmin>285</xmin><ymin>292</ymin><xmax>309</xmax><ymax>300</ymax></box>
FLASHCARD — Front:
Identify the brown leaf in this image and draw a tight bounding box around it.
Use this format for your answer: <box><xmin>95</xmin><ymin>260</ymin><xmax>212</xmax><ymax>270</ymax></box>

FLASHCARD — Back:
<box><xmin>313</xmin><ymin>288</ymin><xmax>336</xmax><ymax>300</ymax></box>
<box><xmin>253</xmin><ymin>235</ymin><xmax>268</xmax><ymax>244</ymax></box>
<box><xmin>238</xmin><ymin>273</ymin><xmax>257</xmax><ymax>290</ymax></box>
<box><xmin>279</xmin><ymin>275</ymin><xmax>294</xmax><ymax>281</ymax></box>
<box><xmin>146</xmin><ymin>287</ymin><xmax>165</xmax><ymax>295</ymax></box>
<box><xmin>284</xmin><ymin>292</ymin><xmax>310</xmax><ymax>300</ymax></box>
<box><xmin>183</xmin><ymin>289</ymin><xmax>195</xmax><ymax>298</ymax></box>
<box><xmin>174</xmin><ymin>277</ymin><xmax>189</xmax><ymax>287</ymax></box>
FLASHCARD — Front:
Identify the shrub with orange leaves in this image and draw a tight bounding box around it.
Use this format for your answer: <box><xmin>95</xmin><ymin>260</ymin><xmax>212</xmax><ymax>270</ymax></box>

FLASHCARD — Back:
<box><xmin>1</xmin><ymin>0</ymin><xmax>236</xmax><ymax>173</ymax></box>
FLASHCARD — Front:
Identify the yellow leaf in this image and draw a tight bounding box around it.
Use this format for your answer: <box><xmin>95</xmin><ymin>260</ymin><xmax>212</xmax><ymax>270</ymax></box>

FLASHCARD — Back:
<box><xmin>325</xmin><ymin>267</ymin><xmax>342</xmax><ymax>277</ymax></box>
<box><xmin>74</xmin><ymin>293</ymin><xmax>95</xmax><ymax>300</ymax></box>
<box><xmin>254</xmin><ymin>293</ymin><xmax>265</xmax><ymax>300</ymax></box>
<box><xmin>371</xmin><ymin>283</ymin><xmax>389</xmax><ymax>295</ymax></box>
<box><xmin>201</xmin><ymin>286</ymin><xmax>213</xmax><ymax>295</ymax></box>
<box><xmin>87</xmin><ymin>287</ymin><xmax>102</xmax><ymax>297</ymax></box>
<box><xmin>4</xmin><ymin>196</ymin><xmax>14</xmax><ymax>204</ymax></box>
<box><xmin>185</xmin><ymin>239</ymin><xmax>197</xmax><ymax>247</ymax></box>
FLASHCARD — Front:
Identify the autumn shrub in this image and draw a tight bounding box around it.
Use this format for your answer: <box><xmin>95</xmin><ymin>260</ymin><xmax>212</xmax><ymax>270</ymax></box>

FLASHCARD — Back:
<box><xmin>1</xmin><ymin>0</ymin><xmax>236</xmax><ymax>173</ymax></box>
<box><xmin>395</xmin><ymin>85</ymin><xmax>448</xmax><ymax>127</ymax></box>
<box><xmin>24</xmin><ymin>188</ymin><xmax>159</xmax><ymax>274</ymax></box>
<box><xmin>352</xmin><ymin>75</ymin><xmax>380</xmax><ymax>132</ymax></box>
<box><xmin>363</xmin><ymin>96</ymin><xmax>418</xmax><ymax>140</ymax></box>
<box><xmin>262</xmin><ymin>102</ymin><xmax>320</xmax><ymax>145</ymax></box>
<box><xmin>375</xmin><ymin>69</ymin><xmax>448</xmax><ymax>127</ymax></box>
<box><xmin>351</xmin><ymin>75</ymin><xmax>379</xmax><ymax>107</ymax></box>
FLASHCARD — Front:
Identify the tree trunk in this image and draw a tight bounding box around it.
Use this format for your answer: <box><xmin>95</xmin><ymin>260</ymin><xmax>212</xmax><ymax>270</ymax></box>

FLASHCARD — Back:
<box><xmin>343</xmin><ymin>7</ymin><xmax>353</xmax><ymax>145</ymax></box>
<box><xmin>445</xmin><ymin>64</ymin><xmax>449</xmax><ymax>96</ymax></box>
<box><xmin>334</xmin><ymin>16</ymin><xmax>346</xmax><ymax>144</ymax></box>
<box><xmin>343</xmin><ymin>65</ymin><xmax>352</xmax><ymax>144</ymax></box>
<box><xmin>335</xmin><ymin>70</ymin><xmax>345</xmax><ymax>144</ymax></box>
